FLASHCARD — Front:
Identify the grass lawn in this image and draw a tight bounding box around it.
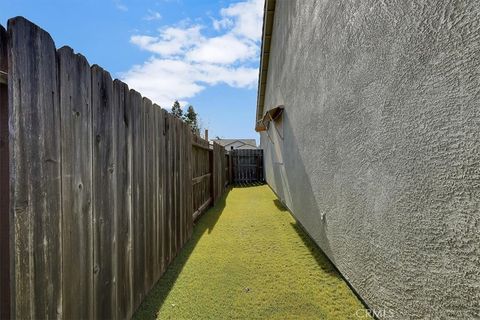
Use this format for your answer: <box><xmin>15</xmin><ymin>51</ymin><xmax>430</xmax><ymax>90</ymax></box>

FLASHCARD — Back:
<box><xmin>134</xmin><ymin>185</ymin><xmax>367</xmax><ymax>319</ymax></box>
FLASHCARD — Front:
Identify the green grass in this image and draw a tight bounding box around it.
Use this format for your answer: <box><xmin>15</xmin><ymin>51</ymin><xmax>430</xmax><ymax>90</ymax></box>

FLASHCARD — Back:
<box><xmin>134</xmin><ymin>185</ymin><xmax>367</xmax><ymax>319</ymax></box>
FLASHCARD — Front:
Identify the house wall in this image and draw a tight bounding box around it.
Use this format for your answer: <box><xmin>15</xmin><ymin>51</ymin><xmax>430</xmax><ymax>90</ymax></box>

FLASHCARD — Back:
<box><xmin>260</xmin><ymin>1</ymin><xmax>480</xmax><ymax>319</ymax></box>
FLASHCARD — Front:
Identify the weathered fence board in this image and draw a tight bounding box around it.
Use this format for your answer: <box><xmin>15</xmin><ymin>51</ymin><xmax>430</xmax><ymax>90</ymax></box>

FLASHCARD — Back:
<box><xmin>160</xmin><ymin>109</ymin><xmax>168</xmax><ymax>275</ymax></box>
<box><xmin>143</xmin><ymin>98</ymin><xmax>153</xmax><ymax>293</ymax></box>
<box><xmin>8</xmin><ymin>17</ymin><xmax>62</xmax><ymax>320</ymax></box>
<box><xmin>0</xmin><ymin>24</ymin><xmax>10</xmax><ymax>320</ymax></box>
<box><xmin>113</xmin><ymin>79</ymin><xmax>133</xmax><ymax>319</ymax></box>
<box><xmin>92</xmin><ymin>65</ymin><xmax>117</xmax><ymax>319</ymax></box>
<box><xmin>2</xmin><ymin>16</ymin><xmax>231</xmax><ymax>320</ymax></box>
<box><xmin>166</xmin><ymin>114</ymin><xmax>173</xmax><ymax>265</ymax></box>
<box><xmin>153</xmin><ymin>105</ymin><xmax>162</xmax><ymax>282</ymax></box>
<box><xmin>130</xmin><ymin>89</ymin><xmax>145</xmax><ymax>310</ymax></box>
<box><xmin>58</xmin><ymin>46</ymin><xmax>93</xmax><ymax>320</ymax></box>
<box><xmin>172</xmin><ymin>118</ymin><xmax>178</xmax><ymax>256</ymax></box>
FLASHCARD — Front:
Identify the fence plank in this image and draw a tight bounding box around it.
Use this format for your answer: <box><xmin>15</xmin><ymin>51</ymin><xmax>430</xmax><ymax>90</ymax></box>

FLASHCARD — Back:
<box><xmin>58</xmin><ymin>46</ymin><xmax>93</xmax><ymax>320</ymax></box>
<box><xmin>170</xmin><ymin>116</ymin><xmax>175</xmax><ymax>258</ymax></box>
<box><xmin>182</xmin><ymin>124</ymin><xmax>186</xmax><ymax>242</ymax></box>
<box><xmin>164</xmin><ymin>113</ymin><xmax>171</xmax><ymax>267</ymax></box>
<box><xmin>153</xmin><ymin>104</ymin><xmax>161</xmax><ymax>281</ymax></box>
<box><xmin>160</xmin><ymin>109</ymin><xmax>168</xmax><ymax>274</ymax></box>
<box><xmin>173</xmin><ymin>117</ymin><xmax>178</xmax><ymax>254</ymax></box>
<box><xmin>92</xmin><ymin>65</ymin><xmax>116</xmax><ymax>319</ymax></box>
<box><xmin>143</xmin><ymin>98</ymin><xmax>154</xmax><ymax>291</ymax></box>
<box><xmin>179</xmin><ymin>122</ymin><xmax>184</xmax><ymax>247</ymax></box>
<box><xmin>173</xmin><ymin>119</ymin><xmax>182</xmax><ymax>258</ymax></box>
<box><xmin>129</xmin><ymin>89</ymin><xmax>144</xmax><ymax>310</ymax></box>
<box><xmin>186</xmin><ymin>130</ymin><xmax>193</xmax><ymax>237</ymax></box>
<box><xmin>0</xmin><ymin>24</ymin><xmax>10</xmax><ymax>320</ymax></box>
<box><xmin>113</xmin><ymin>79</ymin><xmax>133</xmax><ymax>319</ymax></box>
<box><xmin>8</xmin><ymin>17</ymin><xmax>62</xmax><ymax>319</ymax></box>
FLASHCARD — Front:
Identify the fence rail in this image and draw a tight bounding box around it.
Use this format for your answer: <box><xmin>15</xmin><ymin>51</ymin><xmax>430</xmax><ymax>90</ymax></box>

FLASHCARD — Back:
<box><xmin>0</xmin><ymin>17</ymin><xmax>229</xmax><ymax>320</ymax></box>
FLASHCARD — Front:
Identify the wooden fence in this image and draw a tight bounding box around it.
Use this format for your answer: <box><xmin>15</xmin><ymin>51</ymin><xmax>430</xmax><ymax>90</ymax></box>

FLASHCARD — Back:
<box><xmin>191</xmin><ymin>136</ymin><xmax>230</xmax><ymax>221</ymax></box>
<box><xmin>0</xmin><ymin>17</ymin><xmax>228</xmax><ymax>320</ymax></box>
<box><xmin>192</xmin><ymin>134</ymin><xmax>212</xmax><ymax>221</ymax></box>
<box><xmin>212</xmin><ymin>142</ymin><xmax>228</xmax><ymax>204</ymax></box>
<box><xmin>231</xmin><ymin>149</ymin><xmax>264</xmax><ymax>184</ymax></box>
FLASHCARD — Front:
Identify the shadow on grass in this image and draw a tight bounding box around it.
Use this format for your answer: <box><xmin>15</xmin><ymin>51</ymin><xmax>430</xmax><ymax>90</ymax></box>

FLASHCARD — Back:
<box><xmin>273</xmin><ymin>199</ymin><xmax>288</xmax><ymax>212</ymax></box>
<box><xmin>205</xmin><ymin>188</ymin><xmax>231</xmax><ymax>234</ymax></box>
<box><xmin>133</xmin><ymin>189</ymin><xmax>230</xmax><ymax>320</ymax></box>
<box><xmin>291</xmin><ymin>220</ymin><xmax>375</xmax><ymax>317</ymax></box>
<box><xmin>289</xmin><ymin>221</ymin><xmax>341</xmax><ymax>279</ymax></box>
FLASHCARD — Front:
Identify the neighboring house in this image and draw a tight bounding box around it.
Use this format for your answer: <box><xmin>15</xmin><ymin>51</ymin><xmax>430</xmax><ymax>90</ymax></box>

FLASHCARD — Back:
<box><xmin>212</xmin><ymin>139</ymin><xmax>258</xmax><ymax>150</ymax></box>
<box><xmin>256</xmin><ymin>1</ymin><xmax>480</xmax><ymax>319</ymax></box>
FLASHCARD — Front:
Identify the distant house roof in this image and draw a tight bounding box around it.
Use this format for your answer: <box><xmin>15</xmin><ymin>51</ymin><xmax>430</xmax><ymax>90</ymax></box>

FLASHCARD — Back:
<box><xmin>236</xmin><ymin>144</ymin><xmax>259</xmax><ymax>149</ymax></box>
<box><xmin>212</xmin><ymin>139</ymin><xmax>258</xmax><ymax>148</ymax></box>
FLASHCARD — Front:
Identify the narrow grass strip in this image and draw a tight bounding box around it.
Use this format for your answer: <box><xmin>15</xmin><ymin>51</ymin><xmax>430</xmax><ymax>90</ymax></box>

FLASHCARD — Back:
<box><xmin>134</xmin><ymin>185</ymin><xmax>367</xmax><ymax>319</ymax></box>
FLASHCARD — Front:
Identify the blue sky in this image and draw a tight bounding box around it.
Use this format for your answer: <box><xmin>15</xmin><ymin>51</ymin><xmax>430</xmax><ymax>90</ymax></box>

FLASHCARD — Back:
<box><xmin>0</xmin><ymin>0</ymin><xmax>263</xmax><ymax>142</ymax></box>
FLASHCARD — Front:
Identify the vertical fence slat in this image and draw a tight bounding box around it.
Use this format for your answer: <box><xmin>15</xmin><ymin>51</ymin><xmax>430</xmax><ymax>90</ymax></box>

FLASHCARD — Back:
<box><xmin>173</xmin><ymin>118</ymin><xmax>178</xmax><ymax>255</ymax></box>
<box><xmin>129</xmin><ymin>90</ymin><xmax>143</xmax><ymax>310</ymax></box>
<box><xmin>186</xmin><ymin>130</ymin><xmax>193</xmax><ymax>237</ymax></box>
<box><xmin>153</xmin><ymin>105</ymin><xmax>162</xmax><ymax>280</ymax></box>
<box><xmin>185</xmin><ymin>126</ymin><xmax>192</xmax><ymax>240</ymax></box>
<box><xmin>0</xmin><ymin>24</ymin><xmax>10</xmax><ymax>320</ymax></box>
<box><xmin>143</xmin><ymin>98</ymin><xmax>154</xmax><ymax>291</ymax></box>
<box><xmin>160</xmin><ymin>109</ymin><xmax>168</xmax><ymax>274</ymax></box>
<box><xmin>129</xmin><ymin>90</ymin><xmax>138</xmax><ymax>310</ymax></box>
<box><xmin>92</xmin><ymin>65</ymin><xmax>116</xmax><ymax>319</ymax></box>
<box><xmin>58</xmin><ymin>46</ymin><xmax>93</xmax><ymax>320</ymax></box>
<box><xmin>178</xmin><ymin>121</ymin><xmax>183</xmax><ymax>248</ymax></box>
<box><xmin>174</xmin><ymin>119</ymin><xmax>179</xmax><ymax>255</ymax></box>
<box><xmin>165</xmin><ymin>113</ymin><xmax>171</xmax><ymax>267</ymax></box>
<box><xmin>8</xmin><ymin>17</ymin><xmax>62</xmax><ymax>320</ymax></box>
<box><xmin>113</xmin><ymin>79</ymin><xmax>133</xmax><ymax>319</ymax></box>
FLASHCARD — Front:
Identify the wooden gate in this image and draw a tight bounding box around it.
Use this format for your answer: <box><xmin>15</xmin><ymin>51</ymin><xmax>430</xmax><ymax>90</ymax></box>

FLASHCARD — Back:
<box><xmin>230</xmin><ymin>149</ymin><xmax>264</xmax><ymax>184</ymax></box>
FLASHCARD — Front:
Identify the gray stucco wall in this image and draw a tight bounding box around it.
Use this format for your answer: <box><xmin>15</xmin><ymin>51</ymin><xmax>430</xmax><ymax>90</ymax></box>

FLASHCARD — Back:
<box><xmin>260</xmin><ymin>1</ymin><xmax>480</xmax><ymax>319</ymax></box>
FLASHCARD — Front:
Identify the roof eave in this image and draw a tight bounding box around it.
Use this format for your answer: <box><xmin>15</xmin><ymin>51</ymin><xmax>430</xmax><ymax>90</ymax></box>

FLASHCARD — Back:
<box><xmin>255</xmin><ymin>0</ymin><xmax>276</xmax><ymax>132</ymax></box>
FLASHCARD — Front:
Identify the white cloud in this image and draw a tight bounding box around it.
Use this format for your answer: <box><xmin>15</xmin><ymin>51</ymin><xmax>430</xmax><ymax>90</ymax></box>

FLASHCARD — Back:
<box><xmin>186</xmin><ymin>34</ymin><xmax>257</xmax><ymax>64</ymax></box>
<box><xmin>130</xmin><ymin>25</ymin><xmax>203</xmax><ymax>56</ymax></box>
<box><xmin>120</xmin><ymin>58</ymin><xmax>258</xmax><ymax>108</ymax></box>
<box><xmin>144</xmin><ymin>10</ymin><xmax>162</xmax><ymax>21</ymax></box>
<box><xmin>212</xmin><ymin>18</ymin><xmax>233</xmax><ymax>31</ymax></box>
<box><xmin>216</xmin><ymin>0</ymin><xmax>264</xmax><ymax>40</ymax></box>
<box><xmin>114</xmin><ymin>0</ymin><xmax>128</xmax><ymax>11</ymax></box>
<box><xmin>121</xmin><ymin>0</ymin><xmax>264</xmax><ymax>108</ymax></box>
<box><xmin>121</xmin><ymin>58</ymin><xmax>205</xmax><ymax>107</ymax></box>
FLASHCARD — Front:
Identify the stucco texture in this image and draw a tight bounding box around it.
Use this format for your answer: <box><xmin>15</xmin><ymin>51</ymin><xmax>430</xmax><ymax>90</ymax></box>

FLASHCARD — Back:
<box><xmin>260</xmin><ymin>1</ymin><xmax>480</xmax><ymax>319</ymax></box>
